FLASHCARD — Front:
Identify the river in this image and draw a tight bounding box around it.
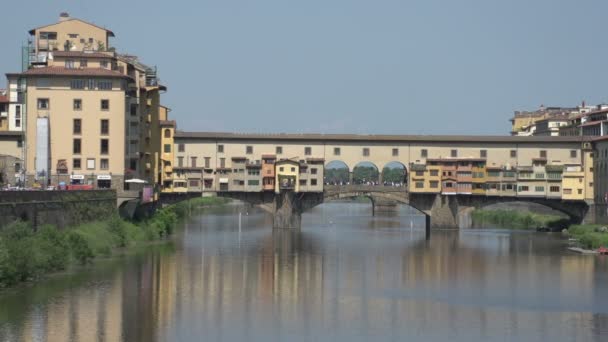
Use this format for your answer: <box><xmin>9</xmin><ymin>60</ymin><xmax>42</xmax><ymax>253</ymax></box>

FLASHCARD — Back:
<box><xmin>1</xmin><ymin>202</ymin><xmax>608</xmax><ymax>341</ymax></box>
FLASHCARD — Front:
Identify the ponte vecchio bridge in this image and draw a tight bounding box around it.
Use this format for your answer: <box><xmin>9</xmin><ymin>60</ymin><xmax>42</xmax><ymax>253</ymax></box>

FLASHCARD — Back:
<box><xmin>160</xmin><ymin>132</ymin><xmax>597</xmax><ymax>235</ymax></box>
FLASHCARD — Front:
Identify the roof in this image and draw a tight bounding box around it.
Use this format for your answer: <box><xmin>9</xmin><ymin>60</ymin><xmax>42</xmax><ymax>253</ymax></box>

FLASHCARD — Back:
<box><xmin>159</xmin><ymin>120</ymin><xmax>176</xmax><ymax>127</ymax></box>
<box><xmin>0</xmin><ymin>94</ymin><xmax>8</xmax><ymax>103</ymax></box>
<box><xmin>50</xmin><ymin>51</ymin><xmax>114</xmax><ymax>59</ymax></box>
<box><xmin>29</xmin><ymin>18</ymin><xmax>115</xmax><ymax>37</ymax></box>
<box><xmin>174</xmin><ymin>131</ymin><xmax>591</xmax><ymax>144</ymax></box>
<box><xmin>10</xmin><ymin>67</ymin><xmax>130</xmax><ymax>79</ymax></box>
<box><xmin>0</xmin><ymin>131</ymin><xmax>24</xmax><ymax>137</ymax></box>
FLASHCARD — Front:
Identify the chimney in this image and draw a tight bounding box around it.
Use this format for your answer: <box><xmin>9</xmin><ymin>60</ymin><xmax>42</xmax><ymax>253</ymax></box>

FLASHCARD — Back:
<box><xmin>59</xmin><ymin>12</ymin><xmax>70</xmax><ymax>22</ymax></box>
<box><xmin>582</xmin><ymin>100</ymin><xmax>586</xmax><ymax>108</ymax></box>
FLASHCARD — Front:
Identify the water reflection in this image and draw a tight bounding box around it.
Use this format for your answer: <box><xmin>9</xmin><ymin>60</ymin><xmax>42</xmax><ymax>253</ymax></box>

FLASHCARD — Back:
<box><xmin>1</xmin><ymin>203</ymin><xmax>608</xmax><ymax>341</ymax></box>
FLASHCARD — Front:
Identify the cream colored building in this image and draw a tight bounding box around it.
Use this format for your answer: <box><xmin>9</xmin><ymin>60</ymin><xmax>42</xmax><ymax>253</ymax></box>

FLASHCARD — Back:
<box><xmin>4</xmin><ymin>13</ymin><xmax>170</xmax><ymax>190</ymax></box>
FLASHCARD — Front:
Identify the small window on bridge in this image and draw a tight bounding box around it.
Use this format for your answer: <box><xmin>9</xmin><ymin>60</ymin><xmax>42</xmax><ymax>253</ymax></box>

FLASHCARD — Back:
<box><xmin>451</xmin><ymin>149</ymin><xmax>457</xmax><ymax>158</ymax></box>
<box><xmin>218</xmin><ymin>145</ymin><xmax>224</xmax><ymax>153</ymax></box>
<box><xmin>570</xmin><ymin>150</ymin><xmax>577</xmax><ymax>158</ymax></box>
<box><xmin>178</xmin><ymin>143</ymin><xmax>185</xmax><ymax>152</ymax></box>
<box><xmin>421</xmin><ymin>149</ymin><xmax>428</xmax><ymax>158</ymax></box>
<box><xmin>392</xmin><ymin>148</ymin><xmax>398</xmax><ymax>156</ymax></box>
<box><xmin>276</xmin><ymin>146</ymin><xmax>283</xmax><ymax>154</ymax></box>
<box><xmin>540</xmin><ymin>150</ymin><xmax>547</xmax><ymax>158</ymax></box>
<box><xmin>510</xmin><ymin>150</ymin><xmax>517</xmax><ymax>158</ymax></box>
<box><xmin>334</xmin><ymin>147</ymin><xmax>341</xmax><ymax>156</ymax></box>
<box><xmin>246</xmin><ymin>146</ymin><xmax>253</xmax><ymax>154</ymax></box>
<box><xmin>480</xmin><ymin>149</ymin><xmax>487</xmax><ymax>158</ymax></box>
<box><xmin>363</xmin><ymin>148</ymin><xmax>370</xmax><ymax>157</ymax></box>
<box><xmin>415</xmin><ymin>182</ymin><xmax>424</xmax><ymax>188</ymax></box>
<box><xmin>311</xmin><ymin>179</ymin><xmax>318</xmax><ymax>186</ymax></box>
<box><xmin>305</xmin><ymin>147</ymin><xmax>311</xmax><ymax>155</ymax></box>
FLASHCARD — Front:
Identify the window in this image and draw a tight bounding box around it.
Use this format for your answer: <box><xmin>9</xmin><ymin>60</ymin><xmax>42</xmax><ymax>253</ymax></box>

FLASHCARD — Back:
<box><xmin>392</xmin><ymin>148</ymin><xmax>398</xmax><ymax>156</ymax></box>
<box><xmin>68</xmin><ymin>33</ymin><xmax>78</xmax><ymax>38</ymax></box>
<box><xmin>311</xmin><ymin>179</ymin><xmax>318</xmax><ymax>186</ymax></box>
<box><xmin>246</xmin><ymin>146</ymin><xmax>253</xmax><ymax>154</ymax></box>
<box><xmin>73</xmin><ymin>99</ymin><xmax>82</xmax><ymax>110</ymax></box>
<box><xmin>540</xmin><ymin>150</ymin><xmax>547</xmax><ymax>158</ymax></box>
<box><xmin>86</xmin><ymin>158</ymin><xmax>95</xmax><ymax>170</ymax></box>
<box><xmin>311</xmin><ymin>168</ymin><xmax>318</xmax><ymax>175</ymax></box>
<box><xmin>17</xmin><ymin>139</ymin><xmax>23</xmax><ymax>148</ymax></box>
<box><xmin>415</xmin><ymin>181</ymin><xmax>424</xmax><ymax>188</ymax></box>
<box><xmin>80</xmin><ymin>59</ymin><xmax>87</xmax><ymax>67</ymax></box>
<box><xmin>578</xmin><ymin>189</ymin><xmax>583</xmax><ymax>195</ymax></box>
<box><xmin>100</xmin><ymin>60</ymin><xmax>108</xmax><ymax>68</ymax></box>
<box><xmin>164</xmin><ymin>144</ymin><xmax>171</xmax><ymax>153</ymax></box>
<box><xmin>188</xmin><ymin>157</ymin><xmax>197</xmax><ymax>167</ymax></box>
<box><xmin>15</xmin><ymin>119</ymin><xmax>21</xmax><ymax>128</ymax></box>
<box><xmin>100</xmin><ymin>158</ymin><xmax>109</xmax><ymax>170</ymax></box>
<box><xmin>204</xmin><ymin>157</ymin><xmax>210</xmax><ymax>168</ymax></box>
<box><xmin>130</xmin><ymin>104</ymin><xmax>137</xmax><ymax>116</ymax></box>
<box><xmin>334</xmin><ymin>147</ymin><xmax>341</xmax><ymax>156</ymax></box>
<box><xmin>100</xmin><ymin>139</ymin><xmax>109</xmax><ymax>154</ymax></box>
<box><xmin>305</xmin><ymin>147</ymin><xmax>311</xmax><ymax>155</ymax></box>
<box><xmin>274</xmin><ymin>146</ymin><xmax>282</xmax><ymax>154</ymax></box>
<box><xmin>550</xmin><ymin>186</ymin><xmax>560</xmax><ymax>192</ymax></box>
<box><xmin>39</xmin><ymin>31</ymin><xmax>57</xmax><ymax>40</ymax></box>
<box><xmin>248</xmin><ymin>180</ymin><xmax>260</xmax><ymax>186</ymax></box>
<box><xmin>87</xmin><ymin>79</ymin><xmax>96</xmax><ymax>90</ymax></box>
<box><xmin>98</xmin><ymin>80</ymin><xmax>112</xmax><ymax>90</ymax></box>
<box><xmin>37</xmin><ymin>98</ymin><xmax>49</xmax><ymax>109</ymax></box>
<box><xmin>247</xmin><ymin>169</ymin><xmax>259</xmax><ymax>176</ymax></box>
<box><xmin>291</xmin><ymin>167</ymin><xmax>295</xmax><ymax>172</ymax></box>
<box><xmin>563</xmin><ymin>189</ymin><xmax>572</xmax><ymax>195</ymax></box>
<box><xmin>73</xmin><ymin>138</ymin><xmax>81</xmax><ymax>154</ymax></box>
<box><xmin>510</xmin><ymin>150</ymin><xmax>517</xmax><ymax>158</ymax></box>
<box><xmin>220</xmin><ymin>158</ymin><xmax>226</xmax><ymax>168</ymax></box>
<box><xmin>177</xmin><ymin>157</ymin><xmax>184</xmax><ymax>167</ymax></box>
<box><xmin>299</xmin><ymin>180</ymin><xmax>307</xmax><ymax>186</ymax></box>
<box><xmin>535</xmin><ymin>186</ymin><xmax>545</xmax><ymax>192</ymax></box>
<box><xmin>570</xmin><ymin>150</ymin><xmax>577</xmax><ymax>158</ymax></box>
<box><xmin>70</xmin><ymin>79</ymin><xmax>85</xmax><ymax>89</ymax></box>
<box><xmin>480</xmin><ymin>149</ymin><xmax>487</xmax><ymax>158</ymax></box>
<box><xmin>451</xmin><ymin>149</ymin><xmax>457</xmax><ymax>157</ymax></box>
<box><xmin>218</xmin><ymin>144</ymin><xmax>224</xmax><ymax>153</ymax></box>
<box><xmin>101</xmin><ymin>119</ymin><xmax>109</xmax><ymax>135</ymax></box>
<box><xmin>100</xmin><ymin>99</ymin><xmax>109</xmax><ymax>110</ymax></box>
<box><xmin>590</xmin><ymin>167</ymin><xmax>594</xmax><ymax>173</ymax></box>
<box><xmin>189</xmin><ymin>180</ymin><xmax>200</xmax><ymax>187</ymax></box>
<box><xmin>487</xmin><ymin>171</ymin><xmax>500</xmax><ymax>177</ymax></box>
<box><xmin>518</xmin><ymin>186</ymin><xmax>529</xmax><ymax>192</ymax></box>
<box><xmin>65</xmin><ymin>60</ymin><xmax>76</xmax><ymax>69</ymax></box>
<box><xmin>421</xmin><ymin>149</ymin><xmax>428</xmax><ymax>158</ymax></box>
<box><xmin>430</xmin><ymin>170</ymin><xmax>439</xmax><ymax>176</ymax></box>
<box><xmin>279</xmin><ymin>167</ymin><xmax>284</xmax><ymax>172</ymax></box>
<box><xmin>430</xmin><ymin>180</ymin><xmax>439</xmax><ymax>188</ymax></box>
<box><xmin>73</xmin><ymin>119</ymin><xmax>81</xmax><ymax>134</ymax></box>
<box><xmin>363</xmin><ymin>148</ymin><xmax>370</xmax><ymax>157</ymax></box>
<box><xmin>535</xmin><ymin>173</ymin><xmax>544</xmax><ymax>179</ymax></box>
<box><xmin>415</xmin><ymin>171</ymin><xmax>424</xmax><ymax>176</ymax></box>
<box><xmin>73</xmin><ymin>158</ymin><xmax>81</xmax><ymax>170</ymax></box>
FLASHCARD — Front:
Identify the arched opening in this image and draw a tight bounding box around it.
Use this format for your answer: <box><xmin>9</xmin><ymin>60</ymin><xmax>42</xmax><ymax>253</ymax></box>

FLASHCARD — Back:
<box><xmin>164</xmin><ymin>129</ymin><xmax>171</xmax><ymax>138</ymax></box>
<box><xmin>352</xmin><ymin>161</ymin><xmax>380</xmax><ymax>185</ymax></box>
<box><xmin>324</xmin><ymin>160</ymin><xmax>350</xmax><ymax>185</ymax></box>
<box><xmin>381</xmin><ymin>161</ymin><xmax>407</xmax><ymax>187</ymax></box>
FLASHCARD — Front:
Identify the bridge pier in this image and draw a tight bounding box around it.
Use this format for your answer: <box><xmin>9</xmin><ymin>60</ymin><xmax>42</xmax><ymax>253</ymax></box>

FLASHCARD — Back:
<box><xmin>372</xmin><ymin>198</ymin><xmax>398</xmax><ymax>216</ymax></box>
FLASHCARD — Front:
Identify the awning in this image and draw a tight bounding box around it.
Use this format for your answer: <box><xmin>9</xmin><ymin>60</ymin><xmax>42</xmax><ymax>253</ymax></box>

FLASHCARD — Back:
<box><xmin>219</xmin><ymin>178</ymin><xmax>228</xmax><ymax>184</ymax></box>
<box><xmin>125</xmin><ymin>178</ymin><xmax>147</xmax><ymax>184</ymax></box>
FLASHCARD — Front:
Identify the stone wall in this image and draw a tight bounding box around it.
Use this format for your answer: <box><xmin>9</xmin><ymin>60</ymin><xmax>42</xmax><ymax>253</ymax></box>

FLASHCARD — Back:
<box><xmin>0</xmin><ymin>190</ymin><xmax>117</xmax><ymax>229</ymax></box>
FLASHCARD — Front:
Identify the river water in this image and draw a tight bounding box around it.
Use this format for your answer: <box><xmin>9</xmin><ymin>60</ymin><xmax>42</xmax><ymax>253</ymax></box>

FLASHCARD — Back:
<box><xmin>1</xmin><ymin>202</ymin><xmax>608</xmax><ymax>342</ymax></box>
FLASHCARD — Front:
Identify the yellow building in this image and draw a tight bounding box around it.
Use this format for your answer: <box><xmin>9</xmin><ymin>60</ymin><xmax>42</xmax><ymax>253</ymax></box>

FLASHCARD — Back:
<box><xmin>275</xmin><ymin>159</ymin><xmax>299</xmax><ymax>193</ymax></box>
<box><xmin>471</xmin><ymin>164</ymin><xmax>486</xmax><ymax>195</ymax></box>
<box><xmin>159</xmin><ymin>111</ymin><xmax>175</xmax><ymax>192</ymax></box>
<box><xmin>408</xmin><ymin>163</ymin><xmax>441</xmax><ymax>193</ymax></box>
<box><xmin>562</xmin><ymin>165</ymin><xmax>585</xmax><ymax>200</ymax></box>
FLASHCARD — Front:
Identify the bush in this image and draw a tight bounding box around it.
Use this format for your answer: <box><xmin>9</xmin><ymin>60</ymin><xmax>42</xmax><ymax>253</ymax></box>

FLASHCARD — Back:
<box><xmin>67</xmin><ymin>231</ymin><xmax>94</xmax><ymax>265</ymax></box>
<box><xmin>472</xmin><ymin>209</ymin><xmax>566</xmax><ymax>230</ymax></box>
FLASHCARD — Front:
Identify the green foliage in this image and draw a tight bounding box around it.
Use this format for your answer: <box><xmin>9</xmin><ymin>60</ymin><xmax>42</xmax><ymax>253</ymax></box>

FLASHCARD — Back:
<box><xmin>0</xmin><ymin>196</ymin><xmax>229</xmax><ymax>287</ymax></box>
<box><xmin>567</xmin><ymin>224</ymin><xmax>608</xmax><ymax>249</ymax></box>
<box><xmin>471</xmin><ymin>209</ymin><xmax>567</xmax><ymax>230</ymax></box>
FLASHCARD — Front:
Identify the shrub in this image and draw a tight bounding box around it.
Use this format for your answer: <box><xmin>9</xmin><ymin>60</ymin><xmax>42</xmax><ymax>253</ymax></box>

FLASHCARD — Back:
<box><xmin>67</xmin><ymin>232</ymin><xmax>94</xmax><ymax>265</ymax></box>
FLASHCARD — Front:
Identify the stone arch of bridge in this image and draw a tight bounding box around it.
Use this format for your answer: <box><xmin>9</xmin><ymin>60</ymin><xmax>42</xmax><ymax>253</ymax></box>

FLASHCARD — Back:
<box><xmin>459</xmin><ymin>196</ymin><xmax>588</xmax><ymax>226</ymax></box>
<box><xmin>324</xmin><ymin>160</ymin><xmax>351</xmax><ymax>185</ymax></box>
<box><xmin>321</xmin><ymin>190</ymin><xmax>426</xmax><ymax>216</ymax></box>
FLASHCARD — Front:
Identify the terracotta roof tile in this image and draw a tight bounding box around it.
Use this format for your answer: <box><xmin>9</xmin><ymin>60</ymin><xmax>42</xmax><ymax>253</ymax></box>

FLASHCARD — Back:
<box><xmin>19</xmin><ymin>67</ymin><xmax>130</xmax><ymax>78</ymax></box>
<box><xmin>0</xmin><ymin>95</ymin><xmax>8</xmax><ymax>103</ymax></box>
<box><xmin>51</xmin><ymin>51</ymin><xmax>114</xmax><ymax>59</ymax></box>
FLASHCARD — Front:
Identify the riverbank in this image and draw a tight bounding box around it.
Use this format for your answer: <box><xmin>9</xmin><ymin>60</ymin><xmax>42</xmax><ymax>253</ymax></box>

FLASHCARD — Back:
<box><xmin>0</xmin><ymin>196</ymin><xmax>229</xmax><ymax>288</ymax></box>
<box><xmin>471</xmin><ymin>209</ymin><xmax>569</xmax><ymax>230</ymax></box>
<box><xmin>566</xmin><ymin>224</ymin><xmax>608</xmax><ymax>250</ymax></box>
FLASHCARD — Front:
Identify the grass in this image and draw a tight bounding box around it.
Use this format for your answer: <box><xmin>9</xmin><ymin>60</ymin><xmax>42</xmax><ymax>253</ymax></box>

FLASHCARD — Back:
<box><xmin>0</xmin><ymin>196</ymin><xmax>229</xmax><ymax>288</ymax></box>
<box><xmin>566</xmin><ymin>224</ymin><xmax>608</xmax><ymax>250</ymax></box>
<box><xmin>471</xmin><ymin>209</ymin><xmax>569</xmax><ymax>230</ymax></box>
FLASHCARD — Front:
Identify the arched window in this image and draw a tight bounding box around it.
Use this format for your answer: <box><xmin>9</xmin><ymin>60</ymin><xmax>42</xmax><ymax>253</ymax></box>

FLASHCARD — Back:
<box><xmin>164</xmin><ymin>129</ymin><xmax>171</xmax><ymax>138</ymax></box>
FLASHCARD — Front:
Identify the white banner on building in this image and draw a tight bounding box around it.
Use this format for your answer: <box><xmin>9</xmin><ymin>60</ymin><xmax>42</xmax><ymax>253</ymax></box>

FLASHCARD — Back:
<box><xmin>35</xmin><ymin>117</ymin><xmax>49</xmax><ymax>180</ymax></box>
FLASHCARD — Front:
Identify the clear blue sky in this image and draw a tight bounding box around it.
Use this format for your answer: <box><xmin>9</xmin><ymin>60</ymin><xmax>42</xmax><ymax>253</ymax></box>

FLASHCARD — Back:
<box><xmin>1</xmin><ymin>0</ymin><xmax>607</xmax><ymax>135</ymax></box>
